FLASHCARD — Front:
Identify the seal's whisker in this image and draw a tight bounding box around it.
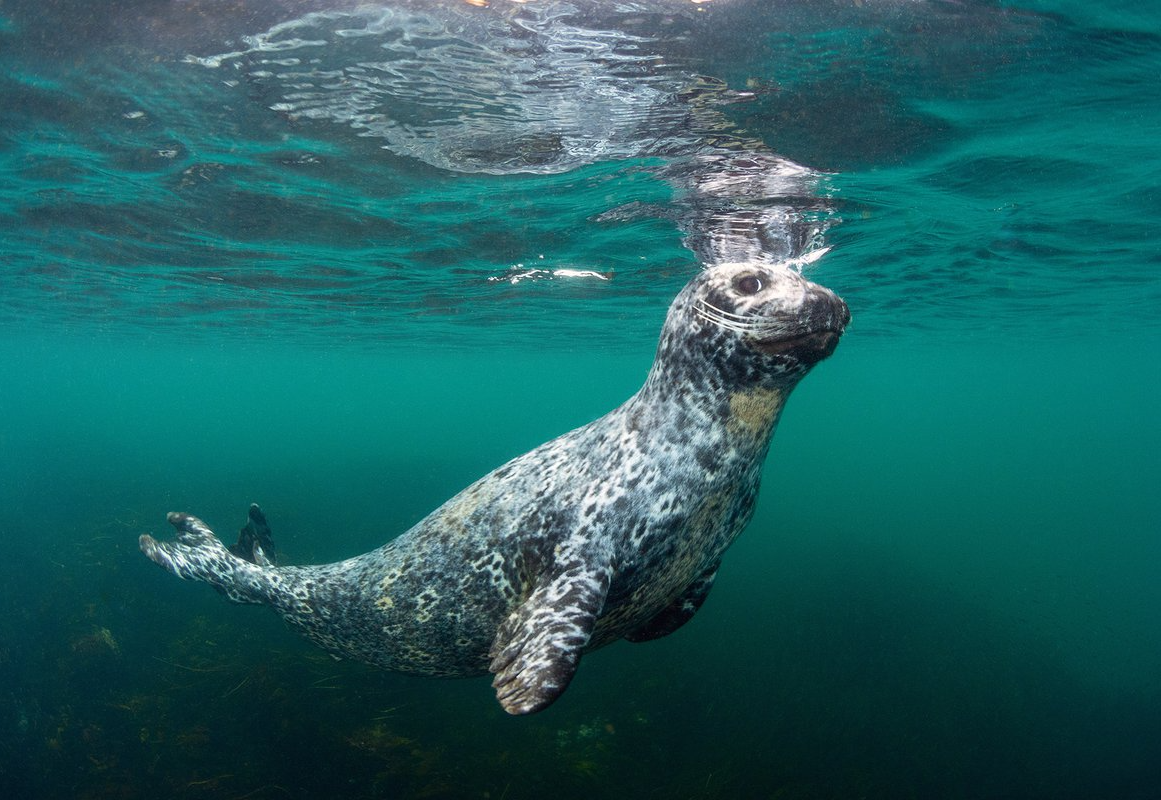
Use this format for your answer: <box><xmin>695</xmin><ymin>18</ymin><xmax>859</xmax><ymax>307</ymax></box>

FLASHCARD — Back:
<box><xmin>694</xmin><ymin>299</ymin><xmax>752</xmax><ymax>322</ymax></box>
<box><xmin>694</xmin><ymin>308</ymin><xmax>749</xmax><ymax>333</ymax></box>
<box><xmin>696</xmin><ymin>312</ymin><xmax>774</xmax><ymax>335</ymax></box>
<box><xmin>695</xmin><ymin>299</ymin><xmax>784</xmax><ymax>336</ymax></box>
<box><xmin>694</xmin><ymin>301</ymin><xmax>748</xmax><ymax>325</ymax></box>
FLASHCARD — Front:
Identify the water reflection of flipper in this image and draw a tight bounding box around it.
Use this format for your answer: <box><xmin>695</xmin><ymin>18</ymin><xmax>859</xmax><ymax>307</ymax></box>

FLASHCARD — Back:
<box><xmin>229</xmin><ymin>503</ymin><xmax>276</xmax><ymax>567</ymax></box>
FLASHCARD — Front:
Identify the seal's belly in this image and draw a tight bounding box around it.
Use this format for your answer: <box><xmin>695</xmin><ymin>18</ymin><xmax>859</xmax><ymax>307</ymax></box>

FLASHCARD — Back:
<box><xmin>592</xmin><ymin>484</ymin><xmax>758</xmax><ymax>645</ymax></box>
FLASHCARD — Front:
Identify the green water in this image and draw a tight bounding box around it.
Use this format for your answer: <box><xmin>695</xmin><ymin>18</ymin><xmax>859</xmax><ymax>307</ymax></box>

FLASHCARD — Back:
<box><xmin>2</xmin><ymin>1</ymin><xmax>1160</xmax><ymax>798</ymax></box>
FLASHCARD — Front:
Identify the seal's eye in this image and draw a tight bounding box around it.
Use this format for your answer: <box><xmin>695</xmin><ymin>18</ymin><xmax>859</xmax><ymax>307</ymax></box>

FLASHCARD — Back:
<box><xmin>734</xmin><ymin>274</ymin><xmax>763</xmax><ymax>296</ymax></box>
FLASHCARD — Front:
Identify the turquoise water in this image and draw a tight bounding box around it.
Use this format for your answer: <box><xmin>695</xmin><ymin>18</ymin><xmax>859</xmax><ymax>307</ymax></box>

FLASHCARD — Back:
<box><xmin>2</xmin><ymin>1</ymin><xmax>1160</xmax><ymax>798</ymax></box>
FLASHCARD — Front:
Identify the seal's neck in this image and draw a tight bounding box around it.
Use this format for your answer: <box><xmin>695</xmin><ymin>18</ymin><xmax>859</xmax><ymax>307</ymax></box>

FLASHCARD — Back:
<box><xmin>623</xmin><ymin>286</ymin><xmax>812</xmax><ymax>462</ymax></box>
<box><xmin>636</xmin><ymin>319</ymin><xmax>803</xmax><ymax>413</ymax></box>
<box><xmin>720</xmin><ymin>385</ymin><xmax>787</xmax><ymax>445</ymax></box>
<box><xmin>630</xmin><ymin>354</ymin><xmax>793</xmax><ymax>465</ymax></box>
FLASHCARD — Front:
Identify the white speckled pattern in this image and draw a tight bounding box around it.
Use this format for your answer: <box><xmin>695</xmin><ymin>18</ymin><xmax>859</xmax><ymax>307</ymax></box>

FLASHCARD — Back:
<box><xmin>140</xmin><ymin>263</ymin><xmax>849</xmax><ymax>714</ymax></box>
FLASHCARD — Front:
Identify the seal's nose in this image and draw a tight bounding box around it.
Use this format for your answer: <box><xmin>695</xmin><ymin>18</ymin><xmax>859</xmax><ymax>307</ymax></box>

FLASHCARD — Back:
<box><xmin>779</xmin><ymin>280</ymin><xmax>848</xmax><ymax>364</ymax></box>
<box><xmin>754</xmin><ymin>277</ymin><xmax>848</xmax><ymax>365</ymax></box>
<box><xmin>802</xmin><ymin>280</ymin><xmax>850</xmax><ymax>335</ymax></box>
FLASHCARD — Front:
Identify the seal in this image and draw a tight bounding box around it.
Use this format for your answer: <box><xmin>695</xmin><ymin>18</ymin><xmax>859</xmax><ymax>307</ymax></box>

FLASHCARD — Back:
<box><xmin>140</xmin><ymin>262</ymin><xmax>849</xmax><ymax>714</ymax></box>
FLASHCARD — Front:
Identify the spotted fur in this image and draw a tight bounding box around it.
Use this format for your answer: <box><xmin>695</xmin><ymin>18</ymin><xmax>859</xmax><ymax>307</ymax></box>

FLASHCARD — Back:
<box><xmin>140</xmin><ymin>263</ymin><xmax>848</xmax><ymax>714</ymax></box>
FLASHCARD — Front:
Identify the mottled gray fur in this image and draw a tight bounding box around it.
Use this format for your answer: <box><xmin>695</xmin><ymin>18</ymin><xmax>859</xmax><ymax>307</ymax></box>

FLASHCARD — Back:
<box><xmin>141</xmin><ymin>262</ymin><xmax>848</xmax><ymax>714</ymax></box>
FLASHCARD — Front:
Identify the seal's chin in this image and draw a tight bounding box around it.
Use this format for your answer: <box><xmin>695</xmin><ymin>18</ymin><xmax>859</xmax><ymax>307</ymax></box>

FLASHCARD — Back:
<box><xmin>754</xmin><ymin>328</ymin><xmax>843</xmax><ymax>364</ymax></box>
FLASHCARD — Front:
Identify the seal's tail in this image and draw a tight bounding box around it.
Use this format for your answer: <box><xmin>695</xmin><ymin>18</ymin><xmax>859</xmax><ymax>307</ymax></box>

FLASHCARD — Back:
<box><xmin>140</xmin><ymin>508</ymin><xmax>274</xmax><ymax>606</ymax></box>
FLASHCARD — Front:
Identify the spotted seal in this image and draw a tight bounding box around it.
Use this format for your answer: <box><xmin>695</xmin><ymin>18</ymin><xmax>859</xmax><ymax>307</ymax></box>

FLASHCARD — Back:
<box><xmin>140</xmin><ymin>262</ymin><xmax>849</xmax><ymax>714</ymax></box>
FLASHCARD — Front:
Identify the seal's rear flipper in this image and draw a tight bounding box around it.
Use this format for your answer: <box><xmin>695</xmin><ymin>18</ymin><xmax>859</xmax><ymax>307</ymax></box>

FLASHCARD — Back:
<box><xmin>140</xmin><ymin>512</ymin><xmax>270</xmax><ymax>605</ymax></box>
<box><xmin>140</xmin><ymin>512</ymin><xmax>228</xmax><ymax>581</ymax></box>
<box><xmin>230</xmin><ymin>503</ymin><xmax>276</xmax><ymax>566</ymax></box>
<box><xmin>624</xmin><ymin>563</ymin><xmax>718</xmax><ymax>643</ymax></box>
<box><xmin>488</xmin><ymin>562</ymin><xmax>612</xmax><ymax>715</ymax></box>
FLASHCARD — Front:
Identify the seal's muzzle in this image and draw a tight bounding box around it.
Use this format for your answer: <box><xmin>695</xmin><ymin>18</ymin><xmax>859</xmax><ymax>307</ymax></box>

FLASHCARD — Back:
<box><xmin>755</xmin><ymin>282</ymin><xmax>849</xmax><ymax>365</ymax></box>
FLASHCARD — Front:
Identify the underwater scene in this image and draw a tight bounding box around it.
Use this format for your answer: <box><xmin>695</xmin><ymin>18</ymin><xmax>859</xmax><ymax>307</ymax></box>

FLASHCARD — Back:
<box><xmin>1</xmin><ymin>0</ymin><xmax>1159</xmax><ymax>797</ymax></box>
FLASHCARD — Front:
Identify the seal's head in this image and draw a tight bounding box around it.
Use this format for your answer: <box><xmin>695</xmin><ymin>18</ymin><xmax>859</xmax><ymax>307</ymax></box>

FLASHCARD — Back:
<box><xmin>651</xmin><ymin>262</ymin><xmax>850</xmax><ymax>394</ymax></box>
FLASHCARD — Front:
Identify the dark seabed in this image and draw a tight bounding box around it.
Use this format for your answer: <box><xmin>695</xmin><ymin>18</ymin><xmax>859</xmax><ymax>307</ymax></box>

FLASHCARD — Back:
<box><xmin>1</xmin><ymin>1</ymin><xmax>1159</xmax><ymax>798</ymax></box>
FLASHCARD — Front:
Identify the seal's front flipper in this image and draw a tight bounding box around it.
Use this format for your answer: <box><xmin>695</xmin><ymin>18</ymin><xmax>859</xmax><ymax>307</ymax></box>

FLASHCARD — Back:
<box><xmin>489</xmin><ymin>563</ymin><xmax>613</xmax><ymax>715</ymax></box>
<box><xmin>625</xmin><ymin>564</ymin><xmax>718</xmax><ymax>643</ymax></box>
<box><xmin>229</xmin><ymin>503</ymin><xmax>276</xmax><ymax>566</ymax></box>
